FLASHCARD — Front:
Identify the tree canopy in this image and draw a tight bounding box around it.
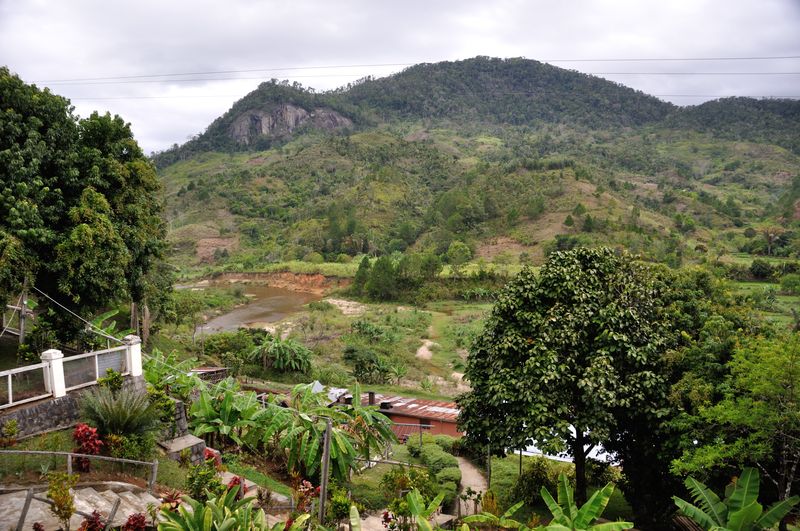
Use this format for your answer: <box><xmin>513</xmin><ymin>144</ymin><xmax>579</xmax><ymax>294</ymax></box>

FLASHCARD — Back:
<box><xmin>457</xmin><ymin>247</ymin><xmax>670</xmax><ymax>504</ymax></box>
<box><xmin>0</xmin><ymin>67</ymin><xmax>165</xmax><ymax>342</ymax></box>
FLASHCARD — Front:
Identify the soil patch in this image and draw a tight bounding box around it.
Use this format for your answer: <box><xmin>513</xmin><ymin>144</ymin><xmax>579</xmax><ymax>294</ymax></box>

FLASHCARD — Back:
<box><xmin>324</xmin><ymin>298</ymin><xmax>367</xmax><ymax>315</ymax></box>
<box><xmin>209</xmin><ymin>272</ymin><xmax>350</xmax><ymax>295</ymax></box>
<box><xmin>416</xmin><ymin>339</ymin><xmax>438</xmax><ymax>360</ymax></box>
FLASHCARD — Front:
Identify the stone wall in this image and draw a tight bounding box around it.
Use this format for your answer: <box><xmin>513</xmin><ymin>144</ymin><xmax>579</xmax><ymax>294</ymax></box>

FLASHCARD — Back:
<box><xmin>2</xmin><ymin>394</ymin><xmax>81</xmax><ymax>439</ymax></box>
<box><xmin>1</xmin><ymin>375</ymin><xmax>149</xmax><ymax>439</ymax></box>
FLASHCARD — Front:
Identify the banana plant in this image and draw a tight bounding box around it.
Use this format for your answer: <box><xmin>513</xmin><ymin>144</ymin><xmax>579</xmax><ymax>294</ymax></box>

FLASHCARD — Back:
<box><xmin>406</xmin><ymin>488</ymin><xmax>446</xmax><ymax>531</ymax></box>
<box><xmin>191</xmin><ymin>388</ymin><xmax>265</xmax><ymax>448</ymax></box>
<box><xmin>463</xmin><ymin>501</ymin><xmax>527</xmax><ymax>529</ymax></box>
<box><xmin>350</xmin><ymin>506</ymin><xmax>362</xmax><ymax>531</ymax></box>
<box><xmin>158</xmin><ymin>487</ymin><xmax>270</xmax><ymax>530</ymax></box>
<box><xmin>673</xmin><ymin>467</ymin><xmax>799</xmax><ymax>531</ymax></box>
<box><xmin>539</xmin><ymin>473</ymin><xmax>633</xmax><ymax>531</ymax></box>
<box><xmin>338</xmin><ymin>382</ymin><xmax>398</xmax><ymax>461</ymax></box>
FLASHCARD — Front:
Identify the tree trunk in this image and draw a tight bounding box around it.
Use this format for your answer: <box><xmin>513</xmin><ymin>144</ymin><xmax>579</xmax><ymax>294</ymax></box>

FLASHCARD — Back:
<box><xmin>141</xmin><ymin>303</ymin><xmax>151</xmax><ymax>345</ymax></box>
<box><xmin>574</xmin><ymin>430</ymin><xmax>588</xmax><ymax>506</ymax></box>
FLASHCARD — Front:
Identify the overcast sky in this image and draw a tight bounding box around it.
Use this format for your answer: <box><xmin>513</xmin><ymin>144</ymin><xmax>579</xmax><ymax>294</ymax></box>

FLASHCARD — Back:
<box><xmin>1</xmin><ymin>0</ymin><xmax>799</xmax><ymax>154</ymax></box>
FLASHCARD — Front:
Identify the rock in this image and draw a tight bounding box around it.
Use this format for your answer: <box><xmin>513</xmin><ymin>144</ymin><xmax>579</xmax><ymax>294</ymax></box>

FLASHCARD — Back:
<box><xmin>229</xmin><ymin>104</ymin><xmax>352</xmax><ymax>145</ymax></box>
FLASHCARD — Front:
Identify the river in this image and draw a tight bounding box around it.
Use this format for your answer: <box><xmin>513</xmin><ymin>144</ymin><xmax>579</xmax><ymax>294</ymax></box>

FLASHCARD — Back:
<box><xmin>200</xmin><ymin>284</ymin><xmax>321</xmax><ymax>333</ymax></box>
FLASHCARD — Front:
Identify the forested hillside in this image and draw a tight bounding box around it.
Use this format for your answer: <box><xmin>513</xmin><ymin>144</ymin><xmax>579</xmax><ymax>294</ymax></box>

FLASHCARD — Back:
<box><xmin>153</xmin><ymin>57</ymin><xmax>800</xmax><ymax>272</ymax></box>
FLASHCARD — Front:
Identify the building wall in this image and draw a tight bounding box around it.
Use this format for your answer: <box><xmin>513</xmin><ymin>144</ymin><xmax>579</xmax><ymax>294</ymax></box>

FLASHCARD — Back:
<box><xmin>385</xmin><ymin>412</ymin><xmax>462</xmax><ymax>438</ymax></box>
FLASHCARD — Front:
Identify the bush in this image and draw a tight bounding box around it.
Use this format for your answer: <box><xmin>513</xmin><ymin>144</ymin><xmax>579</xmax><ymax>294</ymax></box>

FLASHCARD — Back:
<box><xmin>420</xmin><ymin>444</ymin><xmax>458</xmax><ymax>474</ymax></box>
<box><xmin>585</xmin><ymin>457</ymin><xmax>616</xmax><ymax>486</ymax></box>
<box><xmin>436</xmin><ymin>466</ymin><xmax>462</xmax><ymax>485</ymax></box>
<box><xmin>351</xmin><ymin>483</ymin><xmax>389</xmax><ymax>511</ymax></box>
<box><xmin>380</xmin><ymin>466</ymin><xmax>437</xmax><ymax>501</ymax></box>
<box><xmin>781</xmin><ymin>273</ymin><xmax>800</xmax><ymax>295</ymax></box>
<box><xmin>509</xmin><ymin>457</ymin><xmax>557</xmax><ymax>507</ymax></box>
<box><xmin>750</xmin><ymin>258</ymin><xmax>774</xmax><ymax>280</ymax></box>
<box><xmin>97</xmin><ymin>368</ymin><xmax>123</xmax><ymax>392</ymax></box>
<box><xmin>105</xmin><ymin>433</ymin><xmax>157</xmax><ymax>461</ymax></box>
<box><xmin>434</xmin><ymin>435</ymin><xmax>456</xmax><ymax>453</ymax></box>
<box><xmin>80</xmin><ymin>387</ymin><xmax>161</xmax><ymax>438</ymax></box>
<box><xmin>438</xmin><ymin>480</ymin><xmax>458</xmax><ymax>507</ymax></box>
<box><xmin>186</xmin><ymin>458</ymin><xmax>225</xmax><ymax>502</ymax></box>
<box><xmin>308</xmin><ymin>300</ymin><xmax>336</xmax><ymax>312</ymax></box>
<box><xmin>203</xmin><ymin>330</ymin><xmax>255</xmax><ymax>359</ymax></box>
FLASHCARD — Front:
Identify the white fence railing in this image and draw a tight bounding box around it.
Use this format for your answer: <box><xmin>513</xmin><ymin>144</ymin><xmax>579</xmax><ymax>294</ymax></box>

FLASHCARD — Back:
<box><xmin>0</xmin><ymin>335</ymin><xmax>142</xmax><ymax>410</ymax></box>
<box><xmin>0</xmin><ymin>363</ymin><xmax>51</xmax><ymax>409</ymax></box>
<box><xmin>63</xmin><ymin>345</ymin><xmax>128</xmax><ymax>392</ymax></box>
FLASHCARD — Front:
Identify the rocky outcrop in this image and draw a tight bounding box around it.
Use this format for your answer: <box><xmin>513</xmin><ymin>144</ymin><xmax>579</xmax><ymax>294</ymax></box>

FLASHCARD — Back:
<box><xmin>229</xmin><ymin>103</ymin><xmax>352</xmax><ymax>145</ymax></box>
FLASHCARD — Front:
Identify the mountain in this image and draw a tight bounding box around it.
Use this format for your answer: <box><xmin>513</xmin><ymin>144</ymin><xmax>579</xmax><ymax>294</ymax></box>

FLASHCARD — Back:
<box><xmin>154</xmin><ymin>57</ymin><xmax>800</xmax><ymax>270</ymax></box>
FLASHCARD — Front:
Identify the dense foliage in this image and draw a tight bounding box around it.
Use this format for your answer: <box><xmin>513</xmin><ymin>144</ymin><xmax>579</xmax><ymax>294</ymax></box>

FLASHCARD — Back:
<box><xmin>0</xmin><ymin>67</ymin><xmax>166</xmax><ymax>343</ymax></box>
<box><xmin>457</xmin><ymin>248</ymin><xmax>670</xmax><ymax>504</ymax></box>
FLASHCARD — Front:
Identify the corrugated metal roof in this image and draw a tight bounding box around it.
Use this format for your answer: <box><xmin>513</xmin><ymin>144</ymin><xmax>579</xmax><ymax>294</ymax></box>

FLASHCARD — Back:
<box><xmin>356</xmin><ymin>392</ymin><xmax>460</xmax><ymax>422</ymax></box>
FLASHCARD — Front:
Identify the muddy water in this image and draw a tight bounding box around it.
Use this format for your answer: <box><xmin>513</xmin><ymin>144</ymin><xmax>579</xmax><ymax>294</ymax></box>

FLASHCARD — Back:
<box><xmin>201</xmin><ymin>284</ymin><xmax>320</xmax><ymax>333</ymax></box>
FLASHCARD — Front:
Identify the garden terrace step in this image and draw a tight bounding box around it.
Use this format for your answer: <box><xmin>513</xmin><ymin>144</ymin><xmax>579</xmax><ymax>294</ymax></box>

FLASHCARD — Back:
<box><xmin>99</xmin><ymin>490</ymin><xmax>144</xmax><ymax>526</ymax></box>
<box><xmin>219</xmin><ymin>471</ymin><xmax>259</xmax><ymax>498</ymax></box>
<box><xmin>74</xmin><ymin>486</ymin><xmax>114</xmax><ymax>515</ymax></box>
<box><xmin>0</xmin><ymin>481</ymin><xmax>164</xmax><ymax>530</ymax></box>
<box><xmin>159</xmin><ymin>434</ymin><xmax>206</xmax><ymax>465</ymax></box>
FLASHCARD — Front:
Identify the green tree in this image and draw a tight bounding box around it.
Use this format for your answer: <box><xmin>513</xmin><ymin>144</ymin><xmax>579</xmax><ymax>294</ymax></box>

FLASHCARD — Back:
<box><xmin>365</xmin><ymin>255</ymin><xmax>397</xmax><ymax>300</ymax></box>
<box><xmin>673</xmin><ymin>335</ymin><xmax>800</xmax><ymax>506</ymax></box>
<box><xmin>457</xmin><ymin>248</ymin><xmax>669</xmax><ymax>505</ymax></box>
<box><xmin>0</xmin><ymin>68</ymin><xmax>165</xmax><ymax>343</ymax></box>
<box><xmin>352</xmin><ymin>256</ymin><xmax>371</xmax><ymax>296</ymax></box>
<box><xmin>447</xmin><ymin>241</ymin><xmax>471</xmax><ymax>278</ymax></box>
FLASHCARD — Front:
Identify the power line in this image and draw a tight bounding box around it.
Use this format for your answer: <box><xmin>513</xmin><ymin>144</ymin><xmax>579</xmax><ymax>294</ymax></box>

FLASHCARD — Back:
<box><xmin>39</xmin><ymin>71</ymin><xmax>800</xmax><ymax>88</ymax></box>
<box><xmin>30</xmin><ymin>286</ymin><xmax>124</xmax><ymax>343</ymax></box>
<box><xmin>69</xmin><ymin>93</ymin><xmax>800</xmax><ymax>102</ymax></box>
<box><xmin>0</xmin><ymin>293</ymin><xmax>24</xmax><ymax>340</ymax></box>
<box><xmin>31</xmin><ymin>55</ymin><xmax>800</xmax><ymax>84</ymax></box>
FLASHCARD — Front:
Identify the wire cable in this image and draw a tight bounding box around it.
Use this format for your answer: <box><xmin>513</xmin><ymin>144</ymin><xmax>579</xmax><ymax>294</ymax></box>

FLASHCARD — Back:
<box><xmin>0</xmin><ymin>293</ymin><xmax>24</xmax><ymax>340</ymax></box>
<box><xmin>30</xmin><ymin>286</ymin><xmax>124</xmax><ymax>343</ymax></box>
<box><xmin>31</xmin><ymin>55</ymin><xmax>800</xmax><ymax>83</ymax></box>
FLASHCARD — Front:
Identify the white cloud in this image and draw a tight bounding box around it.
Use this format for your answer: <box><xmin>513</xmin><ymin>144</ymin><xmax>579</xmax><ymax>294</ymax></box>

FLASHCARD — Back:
<box><xmin>2</xmin><ymin>0</ymin><xmax>798</xmax><ymax>153</ymax></box>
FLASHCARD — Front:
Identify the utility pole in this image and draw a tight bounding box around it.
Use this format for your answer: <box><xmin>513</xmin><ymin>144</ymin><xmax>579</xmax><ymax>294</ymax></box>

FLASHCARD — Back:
<box><xmin>18</xmin><ymin>280</ymin><xmax>28</xmax><ymax>344</ymax></box>
<box><xmin>318</xmin><ymin>418</ymin><xmax>333</xmax><ymax>523</ymax></box>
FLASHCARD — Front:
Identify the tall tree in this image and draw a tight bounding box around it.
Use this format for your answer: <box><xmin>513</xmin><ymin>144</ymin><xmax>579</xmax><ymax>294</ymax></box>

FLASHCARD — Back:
<box><xmin>457</xmin><ymin>247</ymin><xmax>669</xmax><ymax>504</ymax></box>
<box><xmin>0</xmin><ymin>68</ymin><xmax>166</xmax><ymax>343</ymax></box>
<box><xmin>673</xmin><ymin>334</ymin><xmax>800</xmax><ymax>506</ymax></box>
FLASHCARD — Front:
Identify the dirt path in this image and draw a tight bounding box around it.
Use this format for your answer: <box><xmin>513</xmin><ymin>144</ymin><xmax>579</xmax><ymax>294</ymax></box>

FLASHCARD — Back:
<box><xmin>457</xmin><ymin>456</ymin><xmax>488</xmax><ymax>517</ymax></box>
<box><xmin>416</xmin><ymin>339</ymin><xmax>438</xmax><ymax>360</ymax></box>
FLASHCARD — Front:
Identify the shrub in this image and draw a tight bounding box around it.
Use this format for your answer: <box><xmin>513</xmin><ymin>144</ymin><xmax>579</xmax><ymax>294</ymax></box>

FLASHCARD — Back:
<box><xmin>146</xmin><ymin>387</ymin><xmax>176</xmax><ymax>423</ymax></box>
<box><xmin>203</xmin><ymin>330</ymin><xmax>255</xmax><ymax>359</ymax></box>
<box><xmin>750</xmin><ymin>258</ymin><xmax>774</xmax><ymax>280</ymax></box>
<box><xmin>105</xmin><ymin>433</ymin><xmax>157</xmax><ymax>461</ymax></box>
<box><xmin>121</xmin><ymin>513</ymin><xmax>147</xmax><ymax>531</ymax></box>
<box><xmin>436</xmin><ymin>466</ymin><xmax>462</xmax><ymax>485</ymax></box>
<box><xmin>186</xmin><ymin>458</ymin><xmax>225</xmax><ymax>502</ymax></box>
<box><xmin>78</xmin><ymin>510</ymin><xmax>104</xmax><ymax>531</ymax></box>
<box><xmin>380</xmin><ymin>466</ymin><xmax>436</xmax><ymax>501</ymax></box>
<box><xmin>439</xmin><ymin>480</ymin><xmax>458</xmax><ymax>507</ymax></box>
<box><xmin>434</xmin><ymin>435</ymin><xmax>456</xmax><ymax>453</ymax></box>
<box><xmin>781</xmin><ymin>273</ymin><xmax>800</xmax><ymax>295</ymax></box>
<box><xmin>73</xmin><ymin>423</ymin><xmax>103</xmax><ymax>472</ymax></box>
<box><xmin>585</xmin><ymin>457</ymin><xmax>616</xmax><ymax>486</ymax></box>
<box><xmin>420</xmin><ymin>444</ymin><xmax>458</xmax><ymax>474</ymax></box>
<box><xmin>510</xmin><ymin>456</ymin><xmax>556</xmax><ymax>507</ymax></box>
<box><xmin>80</xmin><ymin>387</ymin><xmax>162</xmax><ymax>438</ymax></box>
<box><xmin>97</xmin><ymin>368</ymin><xmax>123</xmax><ymax>392</ymax></box>
<box><xmin>250</xmin><ymin>337</ymin><xmax>312</xmax><ymax>374</ymax></box>
<box><xmin>0</xmin><ymin>419</ymin><xmax>19</xmax><ymax>447</ymax></box>
<box><xmin>308</xmin><ymin>300</ymin><xmax>336</xmax><ymax>312</ymax></box>
<box><xmin>47</xmin><ymin>472</ymin><xmax>79</xmax><ymax>531</ymax></box>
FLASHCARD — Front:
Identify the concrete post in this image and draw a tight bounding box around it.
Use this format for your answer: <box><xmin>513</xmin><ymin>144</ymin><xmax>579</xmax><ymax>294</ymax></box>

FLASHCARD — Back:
<box><xmin>123</xmin><ymin>335</ymin><xmax>143</xmax><ymax>377</ymax></box>
<box><xmin>41</xmin><ymin>349</ymin><xmax>66</xmax><ymax>398</ymax></box>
